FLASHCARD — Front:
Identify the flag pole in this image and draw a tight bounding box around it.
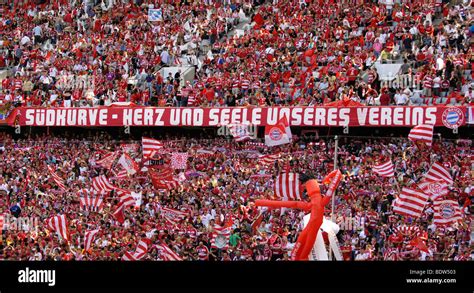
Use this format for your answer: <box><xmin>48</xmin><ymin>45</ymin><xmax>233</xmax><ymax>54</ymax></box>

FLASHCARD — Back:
<box><xmin>329</xmin><ymin>135</ymin><xmax>339</xmax><ymax>260</ymax></box>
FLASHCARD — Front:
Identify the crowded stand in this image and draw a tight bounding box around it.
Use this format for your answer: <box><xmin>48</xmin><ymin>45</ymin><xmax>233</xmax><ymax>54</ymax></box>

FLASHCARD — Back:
<box><xmin>0</xmin><ymin>128</ymin><xmax>472</xmax><ymax>261</ymax></box>
<box><xmin>0</xmin><ymin>0</ymin><xmax>473</xmax><ymax>263</ymax></box>
<box><xmin>0</xmin><ymin>0</ymin><xmax>473</xmax><ymax>109</ymax></box>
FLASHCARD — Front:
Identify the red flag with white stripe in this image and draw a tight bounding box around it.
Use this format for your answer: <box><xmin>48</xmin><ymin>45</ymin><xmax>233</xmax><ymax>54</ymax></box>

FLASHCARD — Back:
<box><xmin>47</xmin><ymin>165</ymin><xmax>66</xmax><ymax>190</ymax></box>
<box><xmin>46</xmin><ymin>214</ymin><xmax>69</xmax><ymax>242</ymax></box>
<box><xmin>393</xmin><ymin>187</ymin><xmax>429</xmax><ymax>218</ymax></box>
<box><xmin>96</xmin><ymin>151</ymin><xmax>119</xmax><ymax>170</ymax></box>
<box><xmin>273</xmin><ymin>172</ymin><xmax>301</xmax><ymax>200</ymax></box>
<box><xmin>79</xmin><ymin>194</ymin><xmax>104</xmax><ymax>212</ymax></box>
<box><xmin>122</xmin><ymin>238</ymin><xmax>151</xmax><ymax>261</ymax></box>
<box><xmin>142</xmin><ymin>137</ymin><xmax>163</xmax><ymax>160</ymax></box>
<box><xmin>84</xmin><ymin>229</ymin><xmax>100</xmax><ymax>252</ymax></box>
<box><xmin>408</xmin><ymin>124</ymin><xmax>434</xmax><ymax>147</ymax></box>
<box><xmin>422</xmin><ymin>162</ymin><xmax>453</xmax><ymax>185</ymax></box>
<box><xmin>160</xmin><ymin>207</ymin><xmax>188</xmax><ymax>225</ymax></box>
<box><xmin>258</xmin><ymin>154</ymin><xmax>280</xmax><ymax>168</ymax></box>
<box><xmin>112</xmin><ymin>168</ymin><xmax>128</xmax><ymax>180</ymax></box>
<box><xmin>155</xmin><ymin>243</ymin><xmax>182</xmax><ymax>261</ymax></box>
<box><xmin>149</xmin><ymin>168</ymin><xmax>178</xmax><ymax>190</ymax></box>
<box><xmin>372</xmin><ymin>160</ymin><xmax>395</xmax><ymax>177</ymax></box>
<box><xmin>92</xmin><ymin>175</ymin><xmax>115</xmax><ymax>192</ymax></box>
<box><xmin>115</xmin><ymin>188</ymin><xmax>136</xmax><ymax>208</ymax></box>
<box><xmin>112</xmin><ymin>188</ymin><xmax>135</xmax><ymax>224</ymax></box>
<box><xmin>433</xmin><ymin>199</ymin><xmax>462</xmax><ymax>227</ymax></box>
<box><xmin>417</xmin><ymin>180</ymin><xmax>448</xmax><ymax>201</ymax></box>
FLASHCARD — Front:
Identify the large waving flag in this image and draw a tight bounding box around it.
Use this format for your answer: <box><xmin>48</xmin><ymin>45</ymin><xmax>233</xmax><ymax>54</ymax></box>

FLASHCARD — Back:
<box><xmin>392</xmin><ymin>187</ymin><xmax>429</xmax><ymax>218</ymax></box>
<box><xmin>160</xmin><ymin>207</ymin><xmax>188</xmax><ymax>225</ymax></box>
<box><xmin>79</xmin><ymin>194</ymin><xmax>104</xmax><ymax>212</ymax></box>
<box><xmin>155</xmin><ymin>243</ymin><xmax>182</xmax><ymax>261</ymax></box>
<box><xmin>258</xmin><ymin>154</ymin><xmax>280</xmax><ymax>168</ymax></box>
<box><xmin>46</xmin><ymin>214</ymin><xmax>69</xmax><ymax>242</ymax></box>
<box><xmin>84</xmin><ymin>229</ymin><xmax>100</xmax><ymax>252</ymax></box>
<box><xmin>95</xmin><ymin>151</ymin><xmax>119</xmax><ymax>170</ymax></box>
<box><xmin>422</xmin><ymin>162</ymin><xmax>453</xmax><ymax>185</ymax></box>
<box><xmin>118</xmin><ymin>153</ymin><xmax>139</xmax><ymax>175</ymax></box>
<box><xmin>408</xmin><ymin>124</ymin><xmax>434</xmax><ymax>147</ymax></box>
<box><xmin>92</xmin><ymin>175</ymin><xmax>115</xmax><ymax>192</ymax></box>
<box><xmin>265</xmin><ymin>116</ymin><xmax>292</xmax><ymax>147</ymax></box>
<box><xmin>418</xmin><ymin>180</ymin><xmax>448</xmax><ymax>201</ymax></box>
<box><xmin>122</xmin><ymin>238</ymin><xmax>151</xmax><ymax>261</ymax></box>
<box><xmin>47</xmin><ymin>165</ymin><xmax>66</xmax><ymax>190</ymax></box>
<box><xmin>372</xmin><ymin>160</ymin><xmax>395</xmax><ymax>177</ymax></box>
<box><xmin>433</xmin><ymin>199</ymin><xmax>462</xmax><ymax>227</ymax></box>
<box><xmin>142</xmin><ymin>137</ymin><xmax>163</xmax><ymax>160</ymax></box>
<box><xmin>274</xmin><ymin>172</ymin><xmax>301</xmax><ymax>201</ymax></box>
<box><xmin>210</xmin><ymin>224</ymin><xmax>231</xmax><ymax>250</ymax></box>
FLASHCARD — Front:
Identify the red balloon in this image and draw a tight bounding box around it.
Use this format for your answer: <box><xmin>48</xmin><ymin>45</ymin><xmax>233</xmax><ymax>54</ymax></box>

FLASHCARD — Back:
<box><xmin>254</xmin><ymin>170</ymin><xmax>342</xmax><ymax>261</ymax></box>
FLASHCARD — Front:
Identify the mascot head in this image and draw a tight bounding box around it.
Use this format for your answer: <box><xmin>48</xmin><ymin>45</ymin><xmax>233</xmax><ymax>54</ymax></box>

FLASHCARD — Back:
<box><xmin>305</xmin><ymin>179</ymin><xmax>321</xmax><ymax>199</ymax></box>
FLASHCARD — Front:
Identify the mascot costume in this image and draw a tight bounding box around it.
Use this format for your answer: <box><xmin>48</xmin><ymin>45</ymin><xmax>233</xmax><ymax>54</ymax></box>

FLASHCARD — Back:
<box><xmin>255</xmin><ymin>170</ymin><xmax>343</xmax><ymax>260</ymax></box>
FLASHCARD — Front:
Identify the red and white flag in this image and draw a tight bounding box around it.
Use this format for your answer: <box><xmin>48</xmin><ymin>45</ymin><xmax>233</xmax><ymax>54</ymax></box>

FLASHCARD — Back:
<box><xmin>142</xmin><ymin>137</ymin><xmax>163</xmax><ymax>160</ymax></box>
<box><xmin>122</xmin><ymin>238</ymin><xmax>151</xmax><ymax>261</ymax></box>
<box><xmin>408</xmin><ymin>124</ymin><xmax>434</xmax><ymax>147</ymax></box>
<box><xmin>171</xmin><ymin>152</ymin><xmax>188</xmax><ymax>169</ymax></box>
<box><xmin>372</xmin><ymin>160</ymin><xmax>395</xmax><ymax>177</ymax></box>
<box><xmin>96</xmin><ymin>151</ymin><xmax>119</xmax><ymax>170</ymax></box>
<box><xmin>149</xmin><ymin>168</ymin><xmax>178</xmax><ymax>190</ymax></box>
<box><xmin>422</xmin><ymin>162</ymin><xmax>453</xmax><ymax>185</ymax></box>
<box><xmin>258</xmin><ymin>154</ymin><xmax>280</xmax><ymax>168</ymax></box>
<box><xmin>79</xmin><ymin>194</ymin><xmax>104</xmax><ymax>212</ymax></box>
<box><xmin>418</xmin><ymin>180</ymin><xmax>448</xmax><ymax>201</ymax></box>
<box><xmin>118</xmin><ymin>153</ymin><xmax>139</xmax><ymax>175</ymax></box>
<box><xmin>274</xmin><ymin>172</ymin><xmax>301</xmax><ymax>200</ymax></box>
<box><xmin>227</xmin><ymin>124</ymin><xmax>254</xmax><ymax>142</ymax></box>
<box><xmin>47</xmin><ymin>165</ymin><xmax>66</xmax><ymax>190</ymax></box>
<box><xmin>433</xmin><ymin>199</ymin><xmax>462</xmax><ymax>226</ymax></box>
<box><xmin>210</xmin><ymin>224</ymin><xmax>231</xmax><ymax>250</ymax></box>
<box><xmin>0</xmin><ymin>213</ymin><xmax>5</xmax><ymax>231</ymax></box>
<box><xmin>393</xmin><ymin>187</ymin><xmax>430</xmax><ymax>218</ymax></box>
<box><xmin>115</xmin><ymin>188</ymin><xmax>136</xmax><ymax>209</ymax></box>
<box><xmin>112</xmin><ymin>168</ymin><xmax>128</xmax><ymax>179</ymax></box>
<box><xmin>265</xmin><ymin>116</ymin><xmax>292</xmax><ymax>147</ymax></box>
<box><xmin>160</xmin><ymin>207</ymin><xmax>188</xmax><ymax>225</ymax></box>
<box><xmin>111</xmin><ymin>188</ymin><xmax>135</xmax><ymax>224</ymax></box>
<box><xmin>92</xmin><ymin>175</ymin><xmax>115</xmax><ymax>192</ymax></box>
<box><xmin>84</xmin><ymin>229</ymin><xmax>100</xmax><ymax>252</ymax></box>
<box><xmin>155</xmin><ymin>243</ymin><xmax>182</xmax><ymax>261</ymax></box>
<box><xmin>46</xmin><ymin>214</ymin><xmax>69</xmax><ymax>242</ymax></box>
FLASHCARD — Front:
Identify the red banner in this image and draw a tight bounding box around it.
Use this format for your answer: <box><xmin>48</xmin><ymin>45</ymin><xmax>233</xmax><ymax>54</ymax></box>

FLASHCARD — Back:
<box><xmin>6</xmin><ymin>106</ymin><xmax>467</xmax><ymax>128</ymax></box>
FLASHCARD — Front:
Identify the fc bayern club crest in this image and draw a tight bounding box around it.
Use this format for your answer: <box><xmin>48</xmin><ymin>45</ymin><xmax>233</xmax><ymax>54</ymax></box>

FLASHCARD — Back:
<box><xmin>269</xmin><ymin>127</ymin><xmax>283</xmax><ymax>141</ymax></box>
<box><xmin>427</xmin><ymin>182</ymin><xmax>442</xmax><ymax>195</ymax></box>
<box><xmin>442</xmin><ymin>107</ymin><xmax>464</xmax><ymax>129</ymax></box>
<box><xmin>439</xmin><ymin>203</ymin><xmax>455</xmax><ymax>219</ymax></box>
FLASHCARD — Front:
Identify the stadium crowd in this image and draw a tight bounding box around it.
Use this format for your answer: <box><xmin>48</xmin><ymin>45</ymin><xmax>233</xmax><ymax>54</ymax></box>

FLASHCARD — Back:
<box><xmin>0</xmin><ymin>130</ymin><xmax>472</xmax><ymax>261</ymax></box>
<box><xmin>0</xmin><ymin>0</ymin><xmax>473</xmax><ymax>109</ymax></box>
